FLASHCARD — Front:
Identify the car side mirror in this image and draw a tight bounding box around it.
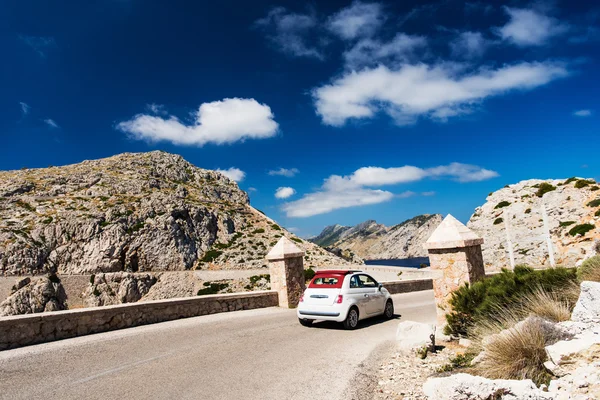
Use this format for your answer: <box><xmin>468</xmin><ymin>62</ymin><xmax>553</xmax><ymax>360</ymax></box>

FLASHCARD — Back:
<box><xmin>378</xmin><ymin>283</ymin><xmax>383</xmax><ymax>291</ymax></box>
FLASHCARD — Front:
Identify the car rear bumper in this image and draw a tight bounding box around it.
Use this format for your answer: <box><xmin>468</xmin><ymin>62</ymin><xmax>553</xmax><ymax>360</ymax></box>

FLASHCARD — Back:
<box><xmin>297</xmin><ymin>304</ymin><xmax>347</xmax><ymax>322</ymax></box>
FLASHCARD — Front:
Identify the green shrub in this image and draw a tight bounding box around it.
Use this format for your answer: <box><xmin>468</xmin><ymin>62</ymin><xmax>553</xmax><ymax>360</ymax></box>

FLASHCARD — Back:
<box><xmin>42</xmin><ymin>217</ymin><xmax>53</xmax><ymax>224</ymax></box>
<box><xmin>535</xmin><ymin>183</ymin><xmax>556</xmax><ymax>197</ymax></box>
<box><xmin>596</xmin><ymin>210</ymin><xmax>600</xmax><ymax>217</ymax></box>
<box><xmin>575</xmin><ymin>179</ymin><xmax>595</xmax><ymax>189</ymax></box>
<box><xmin>436</xmin><ymin>353</ymin><xmax>476</xmax><ymax>373</ymax></box>
<box><xmin>568</xmin><ymin>224</ymin><xmax>595</xmax><ymax>237</ymax></box>
<box><xmin>524</xmin><ymin>208</ymin><xmax>531</xmax><ymax>214</ymax></box>
<box><xmin>16</xmin><ymin>200</ymin><xmax>36</xmax><ymax>212</ymax></box>
<box><xmin>444</xmin><ymin>265</ymin><xmax>577</xmax><ymax>336</ymax></box>
<box><xmin>495</xmin><ymin>201</ymin><xmax>511</xmax><ymax>209</ymax></box>
<box><xmin>291</xmin><ymin>237</ymin><xmax>303</xmax><ymax>243</ymax></box>
<box><xmin>493</xmin><ymin>218</ymin><xmax>503</xmax><ymax>225</ymax></box>
<box><xmin>577</xmin><ymin>255</ymin><xmax>600</xmax><ymax>282</ymax></box>
<box><xmin>201</xmin><ymin>250</ymin><xmax>223</xmax><ymax>262</ymax></box>
<box><xmin>587</xmin><ymin>198</ymin><xmax>600</xmax><ymax>207</ymax></box>
<box><xmin>559</xmin><ymin>221</ymin><xmax>575</xmax><ymax>227</ymax></box>
<box><xmin>252</xmin><ymin>228</ymin><xmax>265</xmax><ymax>234</ymax></box>
<box><xmin>271</xmin><ymin>224</ymin><xmax>281</xmax><ymax>231</ymax></box>
<box><xmin>90</xmin><ymin>274</ymin><xmax>95</xmax><ymax>285</ymax></box>
<box><xmin>249</xmin><ymin>274</ymin><xmax>270</xmax><ymax>285</ymax></box>
<box><xmin>304</xmin><ymin>267</ymin><xmax>316</xmax><ymax>282</ymax></box>
<box><xmin>197</xmin><ymin>282</ymin><xmax>229</xmax><ymax>296</ymax></box>
<box><xmin>564</xmin><ymin>177</ymin><xmax>577</xmax><ymax>185</ymax></box>
<box><xmin>591</xmin><ymin>186</ymin><xmax>600</xmax><ymax>191</ymax></box>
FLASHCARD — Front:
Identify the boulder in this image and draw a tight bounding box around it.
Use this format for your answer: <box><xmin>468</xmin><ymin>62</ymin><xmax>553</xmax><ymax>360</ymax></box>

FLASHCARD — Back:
<box><xmin>423</xmin><ymin>373</ymin><xmax>554</xmax><ymax>400</ymax></box>
<box><xmin>396</xmin><ymin>321</ymin><xmax>435</xmax><ymax>352</ymax></box>
<box><xmin>0</xmin><ymin>275</ymin><xmax>67</xmax><ymax>316</ymax></box>
<box><xmin>572</xmin><ymin>281</ymin><xmax>600</xmax><ymax>324</ymax></box>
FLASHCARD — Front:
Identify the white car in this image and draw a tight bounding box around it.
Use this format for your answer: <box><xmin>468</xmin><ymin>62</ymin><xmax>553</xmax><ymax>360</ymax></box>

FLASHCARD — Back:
<box><xmin>297</xmin><ymin>270</ymin><xmax>394</xmax><ymax>329</ymax></box>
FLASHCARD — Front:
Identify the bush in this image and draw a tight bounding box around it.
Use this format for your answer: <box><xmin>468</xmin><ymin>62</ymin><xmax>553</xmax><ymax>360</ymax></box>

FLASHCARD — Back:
<box><xmin>524</xmin><ymin>208</ymin><xmax>531</xmax><ymax>214</ymax></box>
<box><xmin>444</xmin><ymin>265</ymin><xmax>577</xmax><ymax>336</ymax></box>
<box><xmin>577</xmin><ymin>255</ymin><xmax>600</xmax><ymax>282</ymax></box>
<box><xmin>304</xmin><ymin>267</ymin><xmax>316</xmax><ymax>282</ymax></box>
<box><xmin>495</xmin><ymin>201</ymin><xmax>511</xmax><ymax>209</ymax></box>
<box><xmin>559</xmin><ymin>221</ymin><xmax>575</xmax><ymax>227</ymax></box>
<box><xmin>535</xmin><ymin>182</ymin><xmax>556</xmax><ymax>197</ymax></box>
<box><xmin>493</xmin><ymin>218</ymin><xmax>503</xmax><ymax>225</ymax></box>
<box><xmin>596</xmin><ymin>210</ymin><xmax>600</xmax><ymax>217</ymax></box>
<box><xmin>587</xmin><ymin>198</ymin><xmax>600</xmax><ymax>207</ymax></box>
<box><xmin>201</xmin><ymin>250</ymin><xmax>223</xmax><ymax>262</ymax></box>
<box><xmin>252</xmin><ymin>228</ymin><xmax>265</xmax><ymax>234</ymax></box>
<box><xmin>591</xmin><ymin>186</ymin><xmax>600</xmax><ymax>192</ymax></box>
<box><xmin>564</xmin><ymin>177</ymin><xmax>577</xmax><ymax>185</ymax></box>
<box><xmin>291</xmin><ymin>237</ymin><xmax>303</xmax><ymax>243</ymax></box>
<box><xmin>197</xmin><ymin>282</ymin><xmax>229</xmax><ymax>296</ymax></box>
<box><xmin>270</xmin><ymin>224</ymin><xmax>281</xmax><ymax>231</ymax></box>
<box><xmin>568</xmin><ymin>224</ymin><xmax>595</xmax><ymax>237</ymax></box>
<box><xmin>436</xmin><ymin>353</ymin><xmax>476</xmax><ymax>373</ymax></box>
<box><xmin>575</xmin><ymin>179</ymin><xmax>595</xmax><ymax>189</ymax></box>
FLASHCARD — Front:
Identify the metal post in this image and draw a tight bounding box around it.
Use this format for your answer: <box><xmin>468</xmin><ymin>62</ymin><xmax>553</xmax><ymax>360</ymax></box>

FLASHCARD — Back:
<box><xmin>541</xmin><ymin>202</ymin><xmax>556</xmax><ymax>267</ymax></box>
<box><xmin>504</xmin><ymin>210</ymin><xmax>516</xmax><ymax>269</ymax></box>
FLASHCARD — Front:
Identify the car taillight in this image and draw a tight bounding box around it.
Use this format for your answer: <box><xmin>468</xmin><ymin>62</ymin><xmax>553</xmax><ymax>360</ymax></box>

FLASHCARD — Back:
<box><xmin>336</xmin><ymin>295</ymin><xmax>343</xmax><ymax>304</ymax></box>
<box><xmin>300</xmin><ymin>295</ymin><xmax>304</xmax><ymax>303</ymax></box>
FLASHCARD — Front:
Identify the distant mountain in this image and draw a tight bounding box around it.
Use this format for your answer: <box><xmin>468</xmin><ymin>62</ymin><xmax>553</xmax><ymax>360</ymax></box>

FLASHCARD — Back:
<box><xmin>310</xmin><ymin>215</ymin><xmax>443</xmax><ymax>260</ymax></box>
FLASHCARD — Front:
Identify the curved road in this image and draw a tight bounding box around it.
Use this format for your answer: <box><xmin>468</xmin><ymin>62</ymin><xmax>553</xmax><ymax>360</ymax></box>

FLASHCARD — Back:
<box><xmin>0</xmin><ymin>290</ymin><xmax>436</xmax><ymax>400</ymax></box>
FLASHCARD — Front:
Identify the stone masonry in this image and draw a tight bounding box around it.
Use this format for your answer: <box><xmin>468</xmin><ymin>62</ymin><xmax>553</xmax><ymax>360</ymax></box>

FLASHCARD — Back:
<box><xmin>266</xmin><ymin>237</ymin><xmax>306</xmax><ymax>308</ymax></box>
<box><xmin>424</xmin><ymin>214</ymin><xmax>486</xmax><ymax>325</ymax></box>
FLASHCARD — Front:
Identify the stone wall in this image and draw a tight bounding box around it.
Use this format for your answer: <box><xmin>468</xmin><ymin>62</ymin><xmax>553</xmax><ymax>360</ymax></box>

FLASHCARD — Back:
<box><xmin>382</xmin><ymin>279</ymin><xmax>433</xmax><ymax>294</ymax></box>
<box><xmin>0</xmin><ymin>290</ymin><xmax>278</xmax><ymax>351</ymax></box>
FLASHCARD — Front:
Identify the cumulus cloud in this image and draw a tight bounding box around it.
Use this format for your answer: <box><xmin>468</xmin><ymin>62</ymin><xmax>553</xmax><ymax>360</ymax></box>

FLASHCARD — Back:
<box><xmin>275</xmin><ymin>187</ymin><xmax>296</xmax><ymax>199</ymax></box>
<box><xmin>254</xmin><ymin>7</ymin><xmax>323</xmax><ymax>59</ymax></box>
<box><xmin>496</xmin><ymin>7</ymin><xmax>569</xmax><ymax>46</ymax></box>
<box><xmin>282</xmin><ymin>163</ymin><xmax>498</xmax><ymax>217</ymax></box>
<box><xmin>268</xmin><ymin>167</ymin><xmax>300</xmax><ymax>177</ymax></box>
<box><xmin>450</xmin><ymin>31</ymin><xmax>490</xmax><ymax>59</ymax></box>
<box><xmin>343</xmin><ymin>33</ymin><xmax>427</xmax><ymax>69</ymax></box>
<box><xmin>327</xmin><ymin>1</ymin><xmax>385</xmax><ymax>40</ymax></box>
<box><xmin>573</xmin><ymin>109</ymin><xmax>592</xmax><ymax>117</ymax></box>
<box><xmin>19</xmin><ymin>35</ymin><xmax>56</xmax><ymax>57</ymax></box>
<box><xmin>19</xmin><ymin>102</ymin><xmax>30</xmax><ymax>116</ymax></box>
<box><xmin>117</xmin><ymin>98</ymin><xmax>279</xmax><ymax>146</ymax></box>
<box><xmin>44</xmin><ymin>119</ymin><xmax>59</xmax><ymax>128</ymax></box>
<box><xmin>312</xmin><ymin>61</ymin><xmax>568</xmax><ymax>126</ymax></box>
<box><xmin>216</xmin><ymin>167</ymin><xmax>245</xmax><ymax>182</ymax></box>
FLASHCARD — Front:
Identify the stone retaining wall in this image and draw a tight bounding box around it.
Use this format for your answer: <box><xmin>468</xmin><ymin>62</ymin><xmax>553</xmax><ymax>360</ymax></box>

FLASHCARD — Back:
<box><xmin>0</xmin><ymin>290</ymin><xmax>278</xmax><ymax>351</ymax></box>
<box><xmin>382</xmin><ymin>279</ymin><xmax>433</xmax><ymax>294</ymax></box>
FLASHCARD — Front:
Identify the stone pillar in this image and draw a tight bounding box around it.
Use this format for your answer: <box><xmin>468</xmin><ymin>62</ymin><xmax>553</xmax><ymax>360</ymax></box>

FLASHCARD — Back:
<box><xmin>423</xmin><ymin>214</ymin><xmax>485</xmax><ymax>326</ymax></box>
<box><xmin>266</xmin><ymin>236</ymin><xmax>306</xmax><ymax>308</ymax></box>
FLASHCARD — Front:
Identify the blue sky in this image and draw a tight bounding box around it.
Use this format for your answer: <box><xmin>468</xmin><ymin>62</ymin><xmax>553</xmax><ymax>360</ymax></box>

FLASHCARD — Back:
<box><xmin>1</xmin><ymin>0</ymin><xmax>598</xmax><ymax>237</ymax></box>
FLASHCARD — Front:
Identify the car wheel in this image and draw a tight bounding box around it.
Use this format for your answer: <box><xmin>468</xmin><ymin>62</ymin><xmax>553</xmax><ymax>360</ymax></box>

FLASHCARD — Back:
<box><xmin>383</xmin><ymin>300</ymin><xmax>394</xmax><ymax>319</ymax></box>
<box><xmin>299</xmin><ymin>318</ymin><xmax>313</xmax><ymax>327</ymax></box>
<box><xmin>343</xmin><ymin>307</ymin><xmax>359</xmax><ymax>330</ymax></box>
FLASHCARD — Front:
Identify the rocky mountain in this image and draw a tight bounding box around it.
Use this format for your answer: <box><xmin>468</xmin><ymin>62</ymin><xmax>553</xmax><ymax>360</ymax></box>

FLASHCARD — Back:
<box><xmin>468</xmin><ymin>178</ymin><xmax>600</xmax><ymax>271</ymax></box>
<box><xmin>310</xmin><ymin>215</ymin><xmax>443</xmax><ymax>260</ymax></box>
<box><xmin>0</xmin><ymin>151</ymin><xmax>351</xmax><ymax>277</ymax></box>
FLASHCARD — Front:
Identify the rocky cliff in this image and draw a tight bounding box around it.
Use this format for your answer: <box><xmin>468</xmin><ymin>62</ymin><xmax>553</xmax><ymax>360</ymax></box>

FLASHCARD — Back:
<box><xmin>0</xmin><ymin>151</ymin><xmax>350</xmax><ymax>277</ymax></box>
<box><xmin>468</xmin><ymin>178</ymin><xmax>600</xmax><ymax>271</ymax></box>
<box><xmin>311</xmin><ymin>215</ymin><xmax>443</xmax><ymax>260</ymax></box>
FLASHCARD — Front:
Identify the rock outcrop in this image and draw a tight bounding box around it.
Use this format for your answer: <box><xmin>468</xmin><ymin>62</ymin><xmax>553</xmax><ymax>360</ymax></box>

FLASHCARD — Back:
<box><xmin>468</xmin><ymin>178</ymin><xmax>600</xmax><ymax>271</ymax></box>
<box><xmin>311</xmin><ymin>215</ymin><xmax>443</xmax><ymax>260</ymax></box>
<box><xmin>0</xmin><ymin>275</ymin><xmax>67</xmax><ymax>316</ymax></box>
<box><xmin>0</xmin><ymin>151</ymin><xmax>352</xmax><ymax>277</ymax></box>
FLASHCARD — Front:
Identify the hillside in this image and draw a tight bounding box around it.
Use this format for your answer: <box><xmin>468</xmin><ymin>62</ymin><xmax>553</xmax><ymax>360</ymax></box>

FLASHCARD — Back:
<box><xmin>310</xmin><ymin>215</ymin><xmax>443</xmax><ymax>260</ymax></box>
<box><xmin>468</xmin><ymin>178</ymin><xmax>600</xmax><ymax>271</ymax></box>
<box><xmin>0</xmin><ymin>151</ymin><xmax>350</xmax><ymax>276</ymax></box>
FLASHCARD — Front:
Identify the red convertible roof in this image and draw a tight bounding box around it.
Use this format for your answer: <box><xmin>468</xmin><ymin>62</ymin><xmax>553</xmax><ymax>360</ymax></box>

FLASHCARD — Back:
<box><xmin>314</xmin><ymin>269</ymin><xmax>362</xmax><ymax>275</ymax></box>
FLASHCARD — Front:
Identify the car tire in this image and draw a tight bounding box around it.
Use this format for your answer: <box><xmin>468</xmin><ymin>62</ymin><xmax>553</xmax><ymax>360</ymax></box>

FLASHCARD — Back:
<box><xmin>299</xmin><ymin>318</ymin><xmax>313</xmax><ymax>327</ymax></box>
<box><xmin>343</xmin><ymin>307</ymin><xmax>359</xmax><ymax>330</ymax></box>
<box><xmin>383</xmin><ymin>299</ymin><xmax>394</xmax><ymax>320</ymax></box>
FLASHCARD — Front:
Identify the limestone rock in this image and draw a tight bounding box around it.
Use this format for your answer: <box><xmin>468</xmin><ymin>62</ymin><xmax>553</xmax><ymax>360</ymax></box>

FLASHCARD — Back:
<box><xmin>572</xmin><ymin>281</ymin><xmax>600</xmax><ymax>324</ymax></box>
<box><xmin>396</xmin><ymin>321</ymin><xmax>436</xmax><ymax>352</ymax></box>
<box><xmin>422</xmin><ymin>373</ymin><xmax>554</xmax><ymax>400</ymax></box>
<box><xmin>0</xmin><ymin>275</ymin><xmax>67</xmax><ymax>316</ymax></box>
<box><xmin>310</xmin><ymin>214</ymin><xmax>443</xmax><ymax>260</ymax></box>
<box><xmin>468</xmin><ymin>178</ymin><xmax>600</xmax><ymax>271</ymax></box>
<box><xmin>83</xmin><ymin>272</ymin><xmax>157</xmax><ymax>307</ymax></box>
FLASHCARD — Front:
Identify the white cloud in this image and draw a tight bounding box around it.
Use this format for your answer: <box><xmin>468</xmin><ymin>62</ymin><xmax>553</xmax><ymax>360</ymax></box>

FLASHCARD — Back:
<box><xmin>117</xmin><ymin>98</ymin><xmax>279</xmax><ymax>146</ymax></box>
<box><xmin>343</xmin><ymin>33</ymin><xmax>427</xmax><ymax>69</ymax></box>
<box><xmin>496</xmin><ymin>7</ymin><xmax>569</xmax><ymax>46</ymax></box>
<box><xmin>312</xmin><ymin>61</ymin><xmax>568</xmax><ymax>126</ymax></box>
<box><xmin>573</xmin><ymin>109</ymin><xmax>592</xmax><ymax>117</ymax></box>
<box><xmin>275</xmin><ymin>186</ymin><xmax>296</xmax><ymax>199</ymax></box>
<box><xmin>421</xmin><ymin>191</ymin><xmax>436</xmax><ymax>196</ymax></box>
<box><xmin>145</xmin><ymin>103</ymin><xmax>167</xmax><ymax>115</ymax></box>
<box><xmin>247</xmin><ymin>187</ymin><xmax>258</xmax><ymax>192</ymax></box>
<box><xmin>19</xmin><ymin>102</ymin><xmax>30</xmax><ymax>116</ymax></box>
<box><xmin>255</xmin><ymin>7</ymin><xmax>323</xmax><ymax>59</ymax></box>
<box><xmin>268</xmin><ymin>167</ymin><xmax>300</xmax><ymax>177</ymax></box>
<box><xmin>282</xmin><ymin>163</ymin><xmax>498</xmax><ymax>217</ymax></box>
<box><xmin>450</xmin><ymin>31</ymin><xmax>489</xmax><ymax>59</ymax></box>
<box><xmin>19</xmin><ymin>35</ymin><xmax>56</xmax><ymax>57</ymax></box>
<box><xmin>216</xmin><ymin>167</ymin><xmax>245</xmax><ymax>182</ymax></box>
<box><xmin>327</xmin><ymin>1</ymin><xmax>385</xmax><ymax>40</ymax></box>
<box><xmin>44</xmin><ymin>119</ymin><xmax>59</xmax><ymax>128</ymax></box>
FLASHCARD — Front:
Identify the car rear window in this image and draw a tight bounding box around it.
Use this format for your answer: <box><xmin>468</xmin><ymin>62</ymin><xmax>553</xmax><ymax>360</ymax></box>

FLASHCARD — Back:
<box><xmin>309</xmin><ymin>274</ymin><xmax>344</xmax><ymax>289</ymax></box>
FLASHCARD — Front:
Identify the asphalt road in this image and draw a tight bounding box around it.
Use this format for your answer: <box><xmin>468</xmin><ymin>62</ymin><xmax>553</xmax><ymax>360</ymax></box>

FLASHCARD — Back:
<box><xmin>0</xmin><ymin>290</ymin><xmax>436</xmax><ymax>400</ymax></box>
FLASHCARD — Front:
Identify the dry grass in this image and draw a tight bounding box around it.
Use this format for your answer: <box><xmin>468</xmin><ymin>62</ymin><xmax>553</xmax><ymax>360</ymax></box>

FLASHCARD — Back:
<box><xmin>520</xmin><ymin>286</ymin><xmax>574</xmax><ymax>323</ymax></box>
<box><xmin>577</xmin><ymin>255</ymin><xmax>600</xmax><ymax>283</ymax></box>
<box><xmin>474</xmin><ymin>317</ymin><xmax>553</xmax><ymax>385</ymax></box>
